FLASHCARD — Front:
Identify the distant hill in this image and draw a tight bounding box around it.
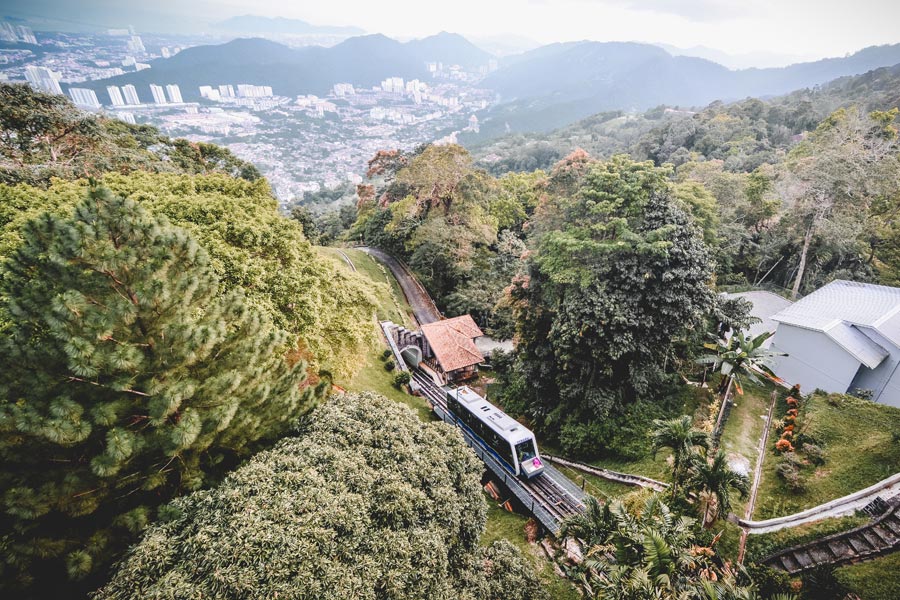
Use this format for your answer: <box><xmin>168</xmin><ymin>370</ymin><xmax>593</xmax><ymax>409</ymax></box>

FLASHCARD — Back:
<box><xmin>216</xmin><ymin>15</ymin><xmax>364</xmax><ymax>35</ymax></box>
<box><xmin>468</xmin><ymin>62</ymin><xmax>900</xmax><ymax>175</ymax></box>
<box><xmin>74</xmin><ymin>33</ymin><xmax>493</xmax><ymax>102</ymax></box>
<box><xmin>405</xmin><ymin>32</ymin><xmax>492</xmax><ymax>69</ymax></box>
<box><xmin>477</xmin><ymin>42</ymin><xmax>900</xmax><ymax>138</ymax></box>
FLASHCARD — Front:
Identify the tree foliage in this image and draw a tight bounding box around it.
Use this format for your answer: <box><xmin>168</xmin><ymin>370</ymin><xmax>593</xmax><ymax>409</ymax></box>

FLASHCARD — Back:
<box><xmin>561</xmin><ymin>495</ymin><xmax>762</xmax><ymax>600</ymax></box>
<box><xmin>0</xmin><ymin>188</ymin><xmax>317</xmax><ymax>594</ymax></box>
<box><xmin>95</xmin><ymin>392</ymin><xmax>547</xmax><ymax>600</ymax></box>
<box><xmin>507</xmin><ymin>155</ymin><xmax>716</xmax><ymax>453</ymax></box>
<box><xmin>0</xmin><ymin>172</ymin><xmax>378</xmax><ymax>380</ymax></box>
<box><xmin>0</xmin><ymin>83</ymin><xmax>260</xmax><ymax>187</ymax></box>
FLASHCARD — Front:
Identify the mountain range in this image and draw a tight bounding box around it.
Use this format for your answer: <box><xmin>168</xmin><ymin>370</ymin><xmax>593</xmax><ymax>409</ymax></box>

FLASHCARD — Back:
<box><xmin>76</xmin><ymin>31</ymin><xmax>900</xmax><ymax>139</ymax></box>
<box><xmin>476</xmin><ymin>41</ymin><xmax>900</xmax><ymax>136</ymax></box>
<box><xmin>75</xmin><ymin>32</ymin><xmax>493</xmax><ymax>101</ymax></box>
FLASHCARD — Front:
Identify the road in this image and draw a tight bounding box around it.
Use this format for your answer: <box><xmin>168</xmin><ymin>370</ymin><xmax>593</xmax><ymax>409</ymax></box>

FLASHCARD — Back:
<box><xmin>360</xmin><ymin>246</ymin><xmax>442</xmax><ymax>326</ymax></box>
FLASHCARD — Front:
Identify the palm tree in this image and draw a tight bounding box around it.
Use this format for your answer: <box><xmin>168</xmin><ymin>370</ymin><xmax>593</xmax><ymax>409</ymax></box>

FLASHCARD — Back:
<box><xmin>687</xmin><ymin>450</ymin><xmax>750</xmax><ymax>528</ymax></box>
<box><xmin>651</xmin><ymin>415</ymin><xmax>710</xmax><ymax>499</ymax></box>
<box><xmin>697</xmin><ymin>329</ymin><xmax>786</xmax><ymax>395</ymax></box>
<box><xmin>561</xmin><ymin>495</ymin><xmax>764</xmax><ymax>600</ymax></box>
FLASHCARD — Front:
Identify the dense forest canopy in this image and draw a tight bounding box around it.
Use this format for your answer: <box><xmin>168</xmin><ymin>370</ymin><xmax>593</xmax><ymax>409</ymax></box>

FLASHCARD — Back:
<box><xmin>96</xmin><ymin>392</ymin><xmax>546</xmax><ymax>600</ymax></box>
<box><xmin>0</xmin><ymin>86</ymin><xmax>384</xmax><ymax>598</ymax></box>
<box><xmin>352</xmin><ymin>67</ymin><xmax>900</xmax><ymax>455</ymax></box>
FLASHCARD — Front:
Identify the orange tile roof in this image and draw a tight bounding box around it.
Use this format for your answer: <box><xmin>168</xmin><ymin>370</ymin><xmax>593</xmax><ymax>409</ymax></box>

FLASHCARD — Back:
<box><xmin>420</xmin><ymin>315</ymin><xmax>484</xmax><ymax>373</ymax></box>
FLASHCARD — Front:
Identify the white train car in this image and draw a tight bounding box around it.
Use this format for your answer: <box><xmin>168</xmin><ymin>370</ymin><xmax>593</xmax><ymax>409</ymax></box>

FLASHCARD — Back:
<box><xmin>446</xmin><ymin>386</ymin><xmax>544</xmax><ymax>479</ymax></box>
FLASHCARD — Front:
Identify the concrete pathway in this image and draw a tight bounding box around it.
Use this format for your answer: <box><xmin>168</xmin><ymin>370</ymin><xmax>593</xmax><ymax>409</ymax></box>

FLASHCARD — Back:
<box><xmin>361</xmin><ymin>246</ymin><xmax>441</xmax><ymax>326</ymax></box>
<box><xmin>738</xmin><ymin>389</ymin><xmax>778</xmax><ymax>563</ymax></box>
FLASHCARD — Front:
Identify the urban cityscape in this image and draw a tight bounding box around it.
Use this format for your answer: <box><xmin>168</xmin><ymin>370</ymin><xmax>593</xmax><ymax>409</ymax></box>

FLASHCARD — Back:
<box><xmin>6</xmin><ymin>25</ymin><xmax>496</xmax><ymax>205</ymax></box>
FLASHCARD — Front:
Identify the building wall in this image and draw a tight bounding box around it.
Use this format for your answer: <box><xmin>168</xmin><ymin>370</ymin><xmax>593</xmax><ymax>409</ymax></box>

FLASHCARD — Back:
<box><xmin>849</xmin><ymin>327</ymin><xmax>900</xmax><ymax>407</ymax></box>
<box><xmin>771</xmin><ymin>325</ymin><xmax>862</xmax><ymax>395</ymax></box>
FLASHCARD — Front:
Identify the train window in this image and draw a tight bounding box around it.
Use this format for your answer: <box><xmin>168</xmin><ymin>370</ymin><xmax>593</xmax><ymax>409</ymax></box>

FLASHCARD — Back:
<box><xmin>515</xmin><ymin>440</ymin><xmax>537</xmax><ymax>464</ymax></box>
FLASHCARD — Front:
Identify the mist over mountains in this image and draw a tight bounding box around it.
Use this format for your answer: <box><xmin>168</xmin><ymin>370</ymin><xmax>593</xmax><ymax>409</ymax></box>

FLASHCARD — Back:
<box><xmin>78</xmin><ymin>30</ymin><xmax>900</xmax><ymax>137</ymax></box>
<box><xmin>477</xmin><ymin>41</ymin><xmax>900</xmax><ymax>136</ymax></box>
<box><xmin>215</xmin><ymin>15</ymin><xmax>365</xmax><ymax>35</ymax></box>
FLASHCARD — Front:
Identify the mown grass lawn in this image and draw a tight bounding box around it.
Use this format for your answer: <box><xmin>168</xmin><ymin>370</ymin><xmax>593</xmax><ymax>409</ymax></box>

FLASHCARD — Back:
<box><xmin>717</xmin><ymin>381</ymin><xmax>776</xmax><ymax>516</ymax></box>
<box><xmin>324</xmin><ymin>247</ymin><xmax>415</xmax><ymax>327</ymax></box>
<box><xmin>321</xmin><ymin>246</ymin><xmax>434</xmax><ymax>420</ymax></box>
<box><xmin>753</xmin><ymin>393</ymin><xmax>900</xmax><ymax>519</ymax></box>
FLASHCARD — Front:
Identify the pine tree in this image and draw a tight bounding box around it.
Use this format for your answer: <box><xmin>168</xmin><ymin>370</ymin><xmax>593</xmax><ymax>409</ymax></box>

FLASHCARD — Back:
<box><xmin>0</xmin><ymin>187</ymin><xmax>316</xmax><ymax>596</ymax></box>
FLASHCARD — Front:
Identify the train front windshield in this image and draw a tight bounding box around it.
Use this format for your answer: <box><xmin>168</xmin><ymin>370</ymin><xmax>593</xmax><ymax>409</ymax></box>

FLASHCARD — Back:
<box><xmin>515</xmin><ymin>440</ymin><xmax>537</xmax><ymax>464</ymax></box>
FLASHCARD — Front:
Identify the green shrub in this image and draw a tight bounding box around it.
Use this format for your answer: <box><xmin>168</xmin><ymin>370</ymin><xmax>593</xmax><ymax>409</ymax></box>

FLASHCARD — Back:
<box><xmin>384</xmin><ymin>360</ymin><xmax>396</xmax><ymax>372</ymax></box>
<box><xmin>745</xmin><ymin>563</ymin><xmax>792</xmax><ymax>597</ymax></box>
<box><xmin>801</xmin><ymin>443</ymin><xmax>827</xmax><ymax>466</ymax></box>
<box><xmin>775</xmin><ymin>453</ymin><xmax>805</xmax><ymax>492</ymax></box>
<box><xmin>393</xmin><ymin>371</ymin><xmax>411</xmax><ymax>388</ymax></box>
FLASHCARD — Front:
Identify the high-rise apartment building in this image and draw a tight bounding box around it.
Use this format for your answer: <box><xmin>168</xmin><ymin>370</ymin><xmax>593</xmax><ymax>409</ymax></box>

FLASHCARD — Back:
<box><xmin>68</xmin><ymin>88</ymin><xmax>101</xmax><ymax>109</ymax></box>
<box><xmin>149</xmin><ymin>84</ymin><xmax>167</xmax><ymax>104</ymax></box>
<box><xmin>121</xmin><ymin>84</ymin><xmax>140</xmax><ymax>105</ymax></box>
<box><xmin>165</xmin><ymin>84</ymin><xmax>183</xmax><ymax>103</ymax></box>
<box><xmin>24</xmin><ymin>66</ymin><xmax>62</xmax><ymax>95</ymax></box>
<box><xmin>107</xmin><ymin>85</ymin><xmax>125</xmax><ymax>106</ymax></box>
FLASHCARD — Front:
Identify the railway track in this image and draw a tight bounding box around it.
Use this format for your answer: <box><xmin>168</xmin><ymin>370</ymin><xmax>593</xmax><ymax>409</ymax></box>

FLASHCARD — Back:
<box><xmin>763</xmin><ymin>498</ymin><xmax>900</xmax><ymax>574</ymax></box>
<box><xmin>524</xmin><ymin>471</ymin><xmax>585</xmax><ymax>522</ymax></box>
<box><xmin>412</xmin><ymin>367</ymin><xmax>585</xmax><ymax>528</ymax></box>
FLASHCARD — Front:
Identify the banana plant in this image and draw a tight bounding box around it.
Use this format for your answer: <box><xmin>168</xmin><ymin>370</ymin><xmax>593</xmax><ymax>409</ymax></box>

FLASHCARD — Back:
<box><xmin>696</xmin><ymin>330</ymin><xmax>786</xmax><ymax>395</ymax></box>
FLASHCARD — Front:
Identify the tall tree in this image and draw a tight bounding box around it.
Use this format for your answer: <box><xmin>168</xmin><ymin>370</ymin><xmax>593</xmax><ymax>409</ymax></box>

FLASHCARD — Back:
<box><xmin>779</xmin><ymin>107</ymin><xmax>899</xmax><ymax>298</ymax></box>
<box><xmin>508</xmin><ymin>155</ymin><xmax>716</xmax><ymax>452</ymax></box>
<box><xmin>687</xmin><ymin>450</ymin><xmax>750</xmax><ymax>528</ymax></box>
<box><xmin>560</xmin><ymin>495</ymin><xmax>760</xmax><ymax>600</ymax></box>
<box><xmin>651</xmin><ymin>416</ymin><xmax>710</xmax><ymax>499</ymax></box>
<box><xmin>696</xmin><ymin>330</ymin><xmax>785</xmax><ymax>395</ymax></box>
<box><xmin>0</xmin><ymin>187</ymin><xmax>315</xmax><ymax>595</ymax></box>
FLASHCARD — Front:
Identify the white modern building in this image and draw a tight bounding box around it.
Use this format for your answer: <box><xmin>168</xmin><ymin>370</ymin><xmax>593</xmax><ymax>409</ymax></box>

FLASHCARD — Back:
<box><xmin>771</xmin><ymin>280</ymin><xmax>900</xmax><ymax>406</ymax></box>
<box><xmin>218</xmin><ymin>84</ymin><xmax>235</xmax><ymax>98</ymax></box>
<box><xmin>121</xmin><ymin>84</ymin><xmax>140</xmax><ymax>105</ymax></box>
<box><xmin>127</xmin><ymin>35</ymin><xmax>145</xmax><ymax>54</ymax></box>
<box><xmin>25</xmin><ymin>66</ymin><xmax>62</xmax><ymax>95</ymax></box>
<box><xmin>199</xmin><ymin>85</ymin><xmax>221</xmax><ymax>101</ymax></box>
<box><xmin>165</xmin><ymin>84</ymin><xmax>183</xmax><ymax>103</ymax></box>
<box><xmin>107</xmin><ymin>85</ymin><xmax>125</xmax><ymax>106</ymax></box>
<box><xmin>149</xmin><ymin>84</ymin><xmax>167</xmax><ymax>104</ymax></box>
<box><xmin>68</xmin><ymin>88</ymin><xmax>101</xmax><ymax>109</ymax></box>
<box><xmin>236</xmin><ymin>84</ymin><xmax>273</xmax><ymax>98</ymax></box>
<box><xmin>333</xmin><ymin>83</ymin><xmax>355</xmax><ymax>97</ymax></box>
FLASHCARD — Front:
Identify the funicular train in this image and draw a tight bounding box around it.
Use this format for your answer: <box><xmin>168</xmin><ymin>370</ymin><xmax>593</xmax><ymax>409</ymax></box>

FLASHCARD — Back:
<box><xmin>445</xmin><ymin>386</ymin><xmax>545</xmax><ymax>479</ymax></box>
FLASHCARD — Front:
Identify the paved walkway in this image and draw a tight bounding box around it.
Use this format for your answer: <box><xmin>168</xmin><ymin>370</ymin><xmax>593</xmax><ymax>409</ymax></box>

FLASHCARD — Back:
<box><xmin>361</xmin><ymin>246</ymin><xmax>441</xmax><ymax>326</ymax></box>
<box><xmin>738</xmin><ymin>389</ymin><xmax>778</xmax><ymax>562</ymax></box>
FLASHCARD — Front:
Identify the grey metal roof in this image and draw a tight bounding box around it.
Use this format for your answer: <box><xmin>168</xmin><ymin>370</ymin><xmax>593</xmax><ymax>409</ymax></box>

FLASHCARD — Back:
<box><xmin>723</xmin><ymin>291</ymin><xmax>793</xmax><ymax>348</ymax></box>
<box><xmin>771</xmin><ymin>280</ymin><xmax>900</xmax><ymax>368</ymax></box>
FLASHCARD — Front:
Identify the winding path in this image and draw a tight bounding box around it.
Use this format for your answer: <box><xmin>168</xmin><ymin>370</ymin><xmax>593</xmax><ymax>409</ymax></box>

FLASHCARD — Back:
<box><xmin>360</xmin><ymin>247</ymin><xmax>442</xmax><ymax>326</ymax></box>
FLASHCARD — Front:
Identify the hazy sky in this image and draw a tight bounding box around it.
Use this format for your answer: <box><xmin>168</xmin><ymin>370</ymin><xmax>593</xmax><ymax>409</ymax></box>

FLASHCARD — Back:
<box><xmin>215</xmin><ymin>0</ymin><xmax>898</xmax><ymax>58</ymax></box>
<box><xmin>6</xmin><ymin>0</ymin><xmax>900</xmax><ymax>60</ymax></box>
